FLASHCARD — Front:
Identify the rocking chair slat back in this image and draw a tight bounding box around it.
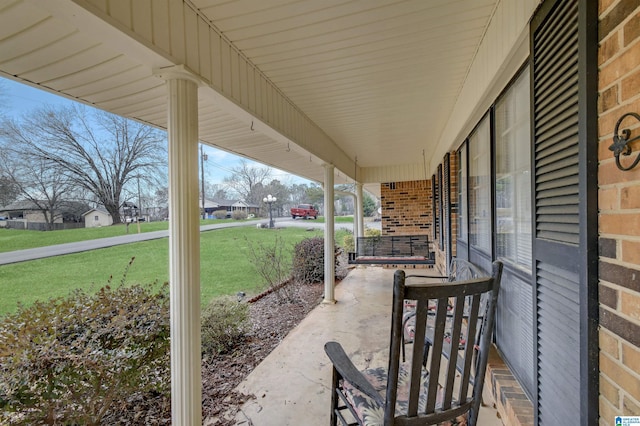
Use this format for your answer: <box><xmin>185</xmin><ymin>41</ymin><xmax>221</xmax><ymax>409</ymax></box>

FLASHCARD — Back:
<box><xmin>325</xmin><ymin>261</ymin><xmax>503</xmax><ymax>426</ymax></box>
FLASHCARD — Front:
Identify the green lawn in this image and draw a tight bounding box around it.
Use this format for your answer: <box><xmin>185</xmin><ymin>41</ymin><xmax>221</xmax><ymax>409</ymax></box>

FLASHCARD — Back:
<box><xmin>310</xmin><ymin>216</ymin><xmax>353</xmax><ymax>223</ymax></box>
<box><xmin>0</xmin><ymin>219</ymin><xmax>234</xmax><ymax>253</ymax></box>
<box><xmin>0</xmin><ymin>226</ymin><xmax>323</xmax><ymax>316</ymax></box>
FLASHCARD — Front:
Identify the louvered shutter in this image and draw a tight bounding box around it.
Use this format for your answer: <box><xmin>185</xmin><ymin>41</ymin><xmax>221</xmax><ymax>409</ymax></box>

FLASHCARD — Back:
<box><xmin>531</xmin><ymin>0</ymin><xmax>598</xmax><ymax>424</ymax></box>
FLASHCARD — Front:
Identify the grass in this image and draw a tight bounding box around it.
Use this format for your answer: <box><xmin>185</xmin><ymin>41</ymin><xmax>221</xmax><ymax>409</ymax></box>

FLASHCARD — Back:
<box><xmin>0</xmin><ymin>226</ymin><xmax>324</xmax><ymax>316</ymax></box>
<box><xmin>310</xmin><ymin>216</ymin><xmax>353</xmax><ymax>223</ymax></box>
<box><xmin>0</xmin><ymin>219</ymin><xmax>239</xmax><ymax>253</ymax></box>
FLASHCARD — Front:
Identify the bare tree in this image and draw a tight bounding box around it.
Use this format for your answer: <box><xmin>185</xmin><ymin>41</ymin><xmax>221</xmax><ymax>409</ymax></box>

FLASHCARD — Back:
<box><xmin>223</xmin><ymin>159</ymin><xmax>272</xmax><ymax>204</ymax></box>
<box><xmin>205</xmin><ymin>182</ymin><xmax>228</xmax><ymax>201</ymax></box>
<box><xmin>0</xmin><ymin>149</ymin><xmax>77</xmax><ymax>229</ymax></box>
<box><xmin>0</xmin><ymin>105</ymin><xmax>166</xmax><ymax>224</ymax></box>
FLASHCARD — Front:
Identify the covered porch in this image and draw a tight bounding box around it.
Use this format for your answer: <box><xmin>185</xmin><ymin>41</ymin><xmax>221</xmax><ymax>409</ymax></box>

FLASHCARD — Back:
<box><xmin>228</xmin><ymin>266</ymin><xmax>509</xmax><ymax>426</ymax></box>
<box><xmin>3</xmin><ymin>0</ymin><xmax>637</xmax><ymax>424</ymax></box>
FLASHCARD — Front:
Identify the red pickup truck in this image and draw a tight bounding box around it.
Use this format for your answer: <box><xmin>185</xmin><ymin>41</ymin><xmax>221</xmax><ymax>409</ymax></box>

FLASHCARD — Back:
<box><xmin>290</xmin><ymin>204</ymin><xmax>319</xmax><ymax>219</ymax></box>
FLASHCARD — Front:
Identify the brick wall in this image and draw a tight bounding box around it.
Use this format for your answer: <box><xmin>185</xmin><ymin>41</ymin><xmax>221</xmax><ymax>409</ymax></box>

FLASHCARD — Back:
<box><xmin>598</xmin><ymin>0</ymin><xmax>640</xmax><ymax>422</ymax></box>
<box><xmin>380</xmin><ymin>180</ymin><xmax>432</xmax><ymax>236</ymax></box>
<box><xmin>380</xmin><ymin>156</ymin><xmax>458</xmax><ymax>274</ymax></box>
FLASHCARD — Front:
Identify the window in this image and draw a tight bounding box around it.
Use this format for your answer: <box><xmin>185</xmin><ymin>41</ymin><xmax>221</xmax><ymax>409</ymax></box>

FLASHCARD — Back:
<box><xmin>495</xmin><ymin>68</ymin><xmax>531</xmax><ymax>270</ymax></box>
<box><xmin>457</xmin><ymin>144</ymin><xmax>468</xmax><ymax>243</ymax></box>
<box><xmin>468</xmin><ymin>116</ymin><xmax>491</xmax><ymax>253</ymax></box>
<box><xmin>94</xmin><ymin>215</ymin><xmax>99</xmax><ymax>221</ymax></box>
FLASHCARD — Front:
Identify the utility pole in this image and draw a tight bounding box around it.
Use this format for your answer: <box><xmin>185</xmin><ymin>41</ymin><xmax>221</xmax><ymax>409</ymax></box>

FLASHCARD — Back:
<box><xmin>137</xmin><ymin>175</ymin><xmax>142</xmax><ymax>233</ymax></box>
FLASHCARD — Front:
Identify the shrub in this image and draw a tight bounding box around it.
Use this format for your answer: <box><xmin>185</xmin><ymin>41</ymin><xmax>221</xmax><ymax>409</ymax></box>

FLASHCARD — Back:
<box><xmin>365</xmin><ymin>227</ymin><xmax>382</xmax><ymax>237</ymax></box>
<box><xmin>292</xmin><ymin>237</ymin><xmax>339</xmax><ymax>285</ymax></box>
<box><xmin>213</xmin><ymin>209</ymin><xmax>229</xmax><ymax>219</ymax></box>
<box><xmin>201</xmin><ymin>298</ymin><xmax>249</xmax><ymax>355</ymax></box>
<box><xmin>338</xmin><ymin>228</ymin><xmax>380</xmax><ymax>253</ymax></box>
<box><xmin>231</xmin><ymin>210</ymin><xmax>248</xmax><ymax>220</ymax></box>
<box><xmin>245</xmin><ymin>235</ymin><xmax>295</xmax><ymax>302</ymax></box>
<box><xmin>339</xmin><ymin>230</ymin><xmax>355</xmax><ymax>253</ymax></box>
<box><xmin>0</xmin><ymin>282</ymin><xmax>170</xmax><ymax>425</ymax></box>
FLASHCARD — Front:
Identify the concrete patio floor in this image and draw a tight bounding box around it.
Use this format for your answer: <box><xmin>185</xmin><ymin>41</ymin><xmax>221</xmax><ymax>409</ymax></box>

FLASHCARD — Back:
<box><xmin>231</xmin><ymin>266</ymin><xmax>504</xmax><ymax>426</ymax></box>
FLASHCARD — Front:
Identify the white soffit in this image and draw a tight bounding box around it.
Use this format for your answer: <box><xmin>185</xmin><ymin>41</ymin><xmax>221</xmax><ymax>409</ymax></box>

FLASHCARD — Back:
<box><xmin>0</xmin><ymin>0</ymin><xmax>507</xmax><ymax>186</ymax></box>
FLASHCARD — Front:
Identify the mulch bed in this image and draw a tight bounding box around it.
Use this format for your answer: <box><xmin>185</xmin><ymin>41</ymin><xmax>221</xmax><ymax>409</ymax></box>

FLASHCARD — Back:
<box><xmin>104</xmin><ymin>252</ymin><xmax>350</xmax><ymax>425</ymax></box>
<box><xmin>202</xmin><ymin>281</ymin><xmax>325</xmax><ymax>424</ymax></box>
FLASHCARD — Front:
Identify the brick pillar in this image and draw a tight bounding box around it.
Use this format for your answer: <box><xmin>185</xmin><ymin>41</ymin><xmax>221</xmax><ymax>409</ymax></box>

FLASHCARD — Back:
<box><xmin>598</xmin><ymin>0</ymin><xmax>640</xmax><ymax>420</ymax></box>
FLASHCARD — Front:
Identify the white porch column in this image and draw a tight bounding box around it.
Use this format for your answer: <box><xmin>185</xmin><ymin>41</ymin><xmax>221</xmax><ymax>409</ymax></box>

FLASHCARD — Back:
<box><xmin>352</xmin><ymin>193</ymin><xmax>359</xmax><ymax>242</ymax></box>
<box><xmin>323</xmin><ymin>164</ymin><xmax>336</xmax><ymax>304</ymax></box>
<box><xmin>355</xmin><ymin>183</ymin><xmax>365</xmax><ymax>239</ymax></box>
<box><xmin>155</xmin><ymin>66</ymin><xmax>202</xmax><ymax>425</ymax></box>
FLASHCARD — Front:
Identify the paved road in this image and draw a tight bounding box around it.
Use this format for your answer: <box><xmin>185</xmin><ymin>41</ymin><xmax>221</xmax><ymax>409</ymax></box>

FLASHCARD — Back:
<box><xmin>0</xmin><ymin>218</ymin><xmax>366</xmax><ymax>265</ymax></box>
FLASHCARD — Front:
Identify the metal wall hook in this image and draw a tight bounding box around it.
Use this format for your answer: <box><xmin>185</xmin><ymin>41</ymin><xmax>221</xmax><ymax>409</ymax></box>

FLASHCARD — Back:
<box><xmin>609</xmin><ymin>112</ymin><xmax>640</xmax><ymax>171</ymax></box>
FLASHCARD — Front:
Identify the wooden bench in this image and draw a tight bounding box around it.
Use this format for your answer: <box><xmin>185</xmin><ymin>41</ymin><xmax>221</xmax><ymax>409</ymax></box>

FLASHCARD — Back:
<box><xmin>347</xmin><ymin>235</ymin><xmax>434</xmax><ymax>265</ymax></box>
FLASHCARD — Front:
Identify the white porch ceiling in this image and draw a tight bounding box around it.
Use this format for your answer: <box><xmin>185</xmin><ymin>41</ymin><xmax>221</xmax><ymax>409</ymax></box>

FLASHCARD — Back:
<box><xmin>0</xmin><ymin>0</ymin><xmax>504</xmax><ymax>194</ymax></box>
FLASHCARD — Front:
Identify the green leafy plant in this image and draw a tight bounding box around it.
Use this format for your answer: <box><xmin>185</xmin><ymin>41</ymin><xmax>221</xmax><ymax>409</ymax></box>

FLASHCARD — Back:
<box><xmin>0</xmin><ymin>277</ymin><xmax>170</xmax><ymax>425</ymax></box>
<box><xmin>338</xmin><ymin>229</ymin><xmax>355</xmax><ymax>253</ymax></box>
<box><xmin>201</xmin><ymin>298</ymin><xmax>249</xmax><ymax>355</ymax></box>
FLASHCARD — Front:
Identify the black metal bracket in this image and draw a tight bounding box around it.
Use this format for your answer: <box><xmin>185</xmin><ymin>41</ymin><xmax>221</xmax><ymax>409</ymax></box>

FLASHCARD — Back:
<box><xmin>609</xmin><ymin>112</ymin><xmax>640</xmax><ymax>171</ymax></box>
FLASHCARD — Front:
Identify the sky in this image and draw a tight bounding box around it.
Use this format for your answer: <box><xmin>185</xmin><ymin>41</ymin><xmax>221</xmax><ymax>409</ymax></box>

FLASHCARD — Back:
<box><xmin>0</xmin><ymin>76</ymin><xmax>309</xmax><ymax>187</ymax></box>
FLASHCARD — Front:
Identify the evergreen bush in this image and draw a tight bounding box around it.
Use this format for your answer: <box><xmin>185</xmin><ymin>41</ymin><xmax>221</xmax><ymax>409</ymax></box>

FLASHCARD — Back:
<box><xmin>231</xmin><ymin>210</ymin><xmax>248</xmax><ymax>220</ymax></box>
<box><xmin>0</xmin><ymin>282</ymin><xmax>170</xmax><ymax>425</ymax></box>
<box><xmin>292</xmin><ymin>237</ymin><xmax>339</xmax><ymax>285</ymax></box>
<box><xmin>213</xmin><ymin>209</ymin><xmax>229</xmax><ymax>219</ymax></box>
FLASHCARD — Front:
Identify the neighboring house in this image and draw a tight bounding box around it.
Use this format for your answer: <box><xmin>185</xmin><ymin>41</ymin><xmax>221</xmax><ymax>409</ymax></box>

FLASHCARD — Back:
<box><xmin>229</xmin><ymin>199</ymin><xmax>260</xmax><ymax>216</ymax></box>
<box><xmin>201</xmin><ymin>198</ymin><xmax>260</xmax><ymax>217</ymax></box>
<box><xmin>198</xmin><ymin>198</ymin><xmax>221</xmax><ymax>218</ymax></box>
<box><xmin>0</xmin><ymin>200</ymin><xmax>63</xmax><ymax>224</ymax></box>
<box><xmin>82</xmin><ymin>208</ymin><xmax>113</xmax><ymax>228</ymax></box>
<box><xmin>0</xmin><ymin>200</ymin><xmax>89</xmax><ymax>230</ymax></box>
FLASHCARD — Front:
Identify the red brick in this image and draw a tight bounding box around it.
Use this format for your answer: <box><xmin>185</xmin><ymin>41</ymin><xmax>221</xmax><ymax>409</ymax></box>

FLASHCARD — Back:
<box><xmin>622</xmin><ymin>240</ymin><xmax>640</xmax><ymax>264</ymax></box>
<box><xmin>600</xmin><ymin>352</ymin><xmax>640</xmax><ymax>401</ymax></box>
<box><xmin>600</xmin><ymin>41</ymin><xmax>640</xmax><ymax>89</ymax></box>
<box><xmin>622</xmin><ymin>68</ymin><xmax>640</xmax><ymax>100</ymax></box>
<box><xmin>600</xmin><ymin>374</ymin><xmax>621</xmax><ymax>406</ymax></box>
<box><xmin>600</xmin><ymin>212</ymin><xmax>640</xmax><ymax>236</ymax></box>
<box><xmin>599</xmin><ymin>187</ymin><xmax>619</xmax><ymax>210</ymax></box>
<box><xmin>601</xmin><ymin>84</ymin><xmax>620</xmax><ymax>113</ymax></box>
<box><xmin>624</xmin><ymin>11</ymin><xmax>640</xmax><ymax>45</ymax></box>
<box><xmin>621</xmin><ymin>291</ymin><xmax>640</xmax><ymax>321</ymax></box>
<box><xmin>623</xmin><ymin>394</ymin><xmax>640</xmax><ymax>415</ymax></box>
<box><xmin>622</xmin><ymin>342</ymin><xmax>640</xmax><ymax>373</ymax></box>
<box><xmin>600</xmin><ymin>328</ymin><xmax>621</xmax><ymax>358</ymax></box>
<box><xmin>600</xmin><ymin>32</ymin><xmax>621</xmax><ymax>66</ymax></box>
<box><xmin>598</xmin><ymin>159</ymin><xmax>640</xmax><ymax>186</ymax></box>
<box><xmin>621</xmin><ymin>186</ymin><xmax>640</xmax><ymax>208</ymax></box>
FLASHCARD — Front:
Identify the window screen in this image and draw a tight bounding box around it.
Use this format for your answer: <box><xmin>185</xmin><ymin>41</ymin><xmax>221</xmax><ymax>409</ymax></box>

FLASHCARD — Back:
<box><xmin>495</xmin><ymin>68</ymin><xmax>532</xmax><ymax>271</ymax></box>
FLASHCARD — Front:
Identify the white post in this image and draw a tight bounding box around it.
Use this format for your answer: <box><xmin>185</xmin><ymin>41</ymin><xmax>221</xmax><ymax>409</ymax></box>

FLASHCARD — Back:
<box><xmin>351</xmin><ymin>192</ymin><xmax>359</xmax><ymax>242</ymax></box>
<box><xmin>356</xmin><ymin>183</ymin><xmax>365</xmax><ymax>239</ymax></box>
<box><xmin>323</xmin><ymin>164</ymin><xmax>336</xmax><ymax>304</ymax></box>
<box><xmin>155</xmin><ymin>66</ymin><xmax>202</xmax><ymax>425</ymax></box>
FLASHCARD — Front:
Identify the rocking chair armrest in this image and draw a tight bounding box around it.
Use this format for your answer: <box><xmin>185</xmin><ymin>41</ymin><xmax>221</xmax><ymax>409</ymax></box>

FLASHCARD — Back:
<box><xmin>405</xmin><ymin>274</ymin><xmax>448</xmax><ymax>281</ymax></box>
<box><xmin>324</xmin><ymin>341</ymin><xmax>385</xmax><ymax>407</ymax></box>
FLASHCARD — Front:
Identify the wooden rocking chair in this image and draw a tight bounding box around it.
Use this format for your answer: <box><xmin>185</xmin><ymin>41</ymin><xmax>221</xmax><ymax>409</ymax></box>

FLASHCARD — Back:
<box><xmin>325</xmin><ymin>261</ymin><xmax>503</xmax><ymax>426</ymax></box>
